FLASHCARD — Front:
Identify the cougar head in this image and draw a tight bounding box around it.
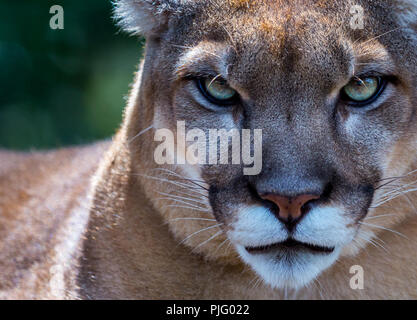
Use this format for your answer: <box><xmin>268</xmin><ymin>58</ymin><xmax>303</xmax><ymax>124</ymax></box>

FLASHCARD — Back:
<box><xmin>115</xmin><ymin>0</ymin><xmax>417</xmax><ymax>290</ymax></box>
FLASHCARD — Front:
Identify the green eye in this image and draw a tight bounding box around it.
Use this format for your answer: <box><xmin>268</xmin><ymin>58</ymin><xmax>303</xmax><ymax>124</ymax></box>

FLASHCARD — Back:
<box><xmin>197</xmin><ymin>77</ymin><xmax>237</xmax><ymax>105</ymax></box>
<box><xmin>342</xmin><ymin>76</ymin><xmax>385</xmax><ymax>105</ymax></box>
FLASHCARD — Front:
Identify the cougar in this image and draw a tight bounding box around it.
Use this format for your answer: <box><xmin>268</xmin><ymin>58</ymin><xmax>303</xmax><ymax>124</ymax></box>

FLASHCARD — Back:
<box><xmin>0</xmin><ymin>0</ymin><xmax>416</xmax><ymax>299</ymax></box>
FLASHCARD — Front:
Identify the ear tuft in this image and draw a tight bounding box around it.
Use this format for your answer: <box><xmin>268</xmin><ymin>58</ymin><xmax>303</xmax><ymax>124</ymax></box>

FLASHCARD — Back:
<box><xmin>113</xmin><ymin>0</ymin><xmax>183</xmax><ymax>36</ymax></box>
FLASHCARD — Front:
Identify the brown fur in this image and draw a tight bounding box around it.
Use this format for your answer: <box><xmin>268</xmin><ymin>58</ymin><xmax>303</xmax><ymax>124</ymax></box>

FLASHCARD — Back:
<box><xmin>0</xmin><ymin>0</ymin><xmax>416</xmax><ymax>299</ymax></box>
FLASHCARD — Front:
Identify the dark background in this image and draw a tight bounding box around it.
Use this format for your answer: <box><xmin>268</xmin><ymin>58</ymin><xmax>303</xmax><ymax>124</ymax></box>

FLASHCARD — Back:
<box><xmin>0</xmin><ymin>0</ymin><xmax>144</xmax><ymax>150</ymax></box>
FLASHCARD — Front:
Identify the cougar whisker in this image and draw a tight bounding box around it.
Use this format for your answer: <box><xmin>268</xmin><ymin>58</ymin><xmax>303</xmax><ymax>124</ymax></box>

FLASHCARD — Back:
<box><xmin>128</xmin><ymin>125</ymin><xmax>153</xmax><ymax>144</ymax></box>
<box><xmin>359</xmin><ymin>221</ymin><xmax>409</xmax><ymax>239</ymax></box>
<box><xmin>170</xmin><ymin>217</ymin><xmax>217</xmax><ymax>222</ymax></box>
<box><xmin>164</xmin><ymin>204</ymin><xmax>210</xmax><ymax>213</ymax></box>
<box><xmin>179</xmin><ymin>223</ymin><xmax>224</xmax><ymax>246</ymax></box>
<box><xmin>193</xmin><ymin>230</ymin><xmax>223</xmax><ymax>251</ymax></box>
<box><xmin>158</xmin><ymin>197</ymin><xmax>209</xmax><ymax>211</ymax></box>
<box><xmin>157</xmin><ymin>191</ymin><xmax>209</xmax><ymax>206</ymax></box>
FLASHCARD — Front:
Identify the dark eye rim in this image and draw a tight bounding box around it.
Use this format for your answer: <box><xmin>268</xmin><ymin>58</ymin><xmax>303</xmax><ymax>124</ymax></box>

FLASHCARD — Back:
<box><xmin>341</xmin><ymin>76</ymin><xmax>388</xmax><ymax>107</ymax></box>
<box><xmin>195</xmin><ymin>78</ymin><xmax>239</xmax><ymax>106</ymax></box>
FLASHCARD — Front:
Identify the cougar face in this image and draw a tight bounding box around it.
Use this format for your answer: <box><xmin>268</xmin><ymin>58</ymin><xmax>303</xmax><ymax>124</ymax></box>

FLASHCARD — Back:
<box><xmin>116</xmin><ymin>0</ymin><xmax>417</xmax><ymax>290</ymax></box>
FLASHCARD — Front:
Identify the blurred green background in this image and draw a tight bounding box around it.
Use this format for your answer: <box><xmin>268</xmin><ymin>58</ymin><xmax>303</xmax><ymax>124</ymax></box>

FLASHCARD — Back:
<box><xmin>0</xmin><ymin>0</ymin><xmax>144</xmax><ymax>150</ymax></box>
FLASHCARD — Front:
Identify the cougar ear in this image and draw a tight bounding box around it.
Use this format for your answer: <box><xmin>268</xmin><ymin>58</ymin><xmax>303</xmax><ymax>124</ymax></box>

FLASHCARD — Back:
<box><xmin>114</xmin><ymin>0</ymin><xmax>184</xmax><ymax>37</ymax></box>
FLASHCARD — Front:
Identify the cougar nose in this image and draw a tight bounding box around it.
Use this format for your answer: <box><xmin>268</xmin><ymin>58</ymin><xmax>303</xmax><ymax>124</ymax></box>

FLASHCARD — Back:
<box><xmin>260</xmin><ymin>194</ymin><xmax>320</xmax><ymax>230</ymax></box>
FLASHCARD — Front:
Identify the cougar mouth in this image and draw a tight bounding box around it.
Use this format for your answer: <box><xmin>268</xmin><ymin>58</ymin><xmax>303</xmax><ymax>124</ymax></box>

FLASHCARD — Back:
<box><xmin>245</xmin><ymin>238</ymin><xmax>335</xmax><ymax>254</ymax></box>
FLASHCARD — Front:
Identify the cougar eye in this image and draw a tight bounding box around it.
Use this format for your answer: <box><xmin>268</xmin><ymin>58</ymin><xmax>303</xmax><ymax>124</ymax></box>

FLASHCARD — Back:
<box><xmin>342</xmin><ymin>76</ymin><xmax>386</xmax><ymax>106</ymax></box>
<box><xmin>197</xmin><ymin>77</ymin><xmax>238</xmax><ymax>106</ymax></box>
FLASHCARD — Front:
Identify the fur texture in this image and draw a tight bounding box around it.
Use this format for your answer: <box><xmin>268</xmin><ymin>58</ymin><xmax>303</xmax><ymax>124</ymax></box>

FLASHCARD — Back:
<box><xmin>0</xmin><ymin>0</ymin><xmax>417</xmax><ymax>299</ymax></box>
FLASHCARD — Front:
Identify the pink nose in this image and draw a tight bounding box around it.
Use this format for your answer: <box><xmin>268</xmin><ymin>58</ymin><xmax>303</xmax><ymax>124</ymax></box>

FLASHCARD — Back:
<box><xmin>261</xmin><ymin>194</ymin><xmax>320</xmax><ymax>222</ymax></box>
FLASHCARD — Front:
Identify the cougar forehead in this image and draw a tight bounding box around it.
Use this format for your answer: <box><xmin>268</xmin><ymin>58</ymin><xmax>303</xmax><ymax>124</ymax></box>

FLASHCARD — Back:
<box><xmin>118</xmin><ymin>1</ymin><xmax>417</xmax><ymax>87</ymax></box>
<box><xmin>146</xmin><ymin>0</ymin><xmax>415</xmax><ymax>105</ymax></box>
